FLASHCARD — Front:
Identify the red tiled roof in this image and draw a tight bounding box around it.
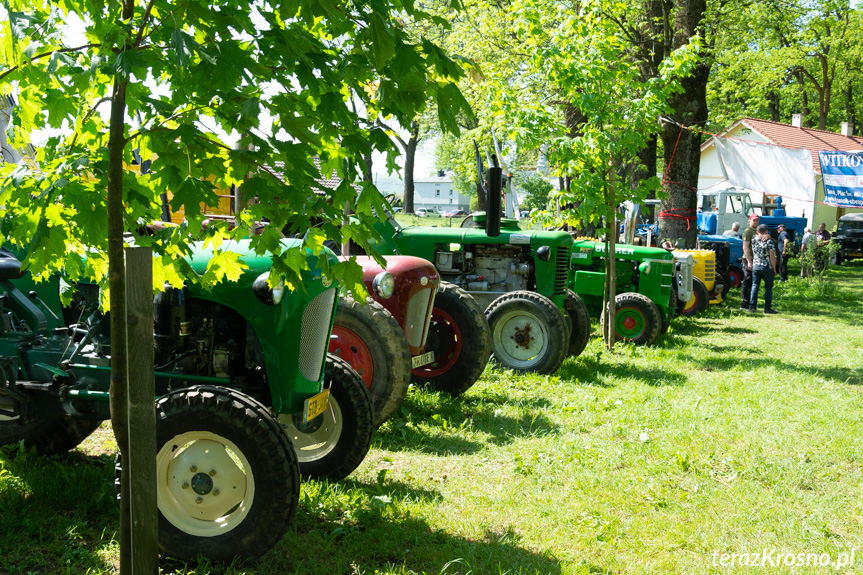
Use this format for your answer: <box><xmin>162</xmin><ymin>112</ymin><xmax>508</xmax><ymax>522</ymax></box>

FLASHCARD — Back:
<box><xmin>710</xmin><ymin>117</ymin><xmax>863</xmax><ymax>173</ymax></box>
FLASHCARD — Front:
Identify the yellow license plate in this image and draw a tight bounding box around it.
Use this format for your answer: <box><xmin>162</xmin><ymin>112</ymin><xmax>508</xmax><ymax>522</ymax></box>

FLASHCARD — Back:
<box><xmin>303</xmin><ymin>389</ymin><xmax>330</xmax><ymax>423</ymax></box>
<box><xmin>411</xmin><ymin>351</ymin><xmax>435</xmax><ymax>368</ymax></box>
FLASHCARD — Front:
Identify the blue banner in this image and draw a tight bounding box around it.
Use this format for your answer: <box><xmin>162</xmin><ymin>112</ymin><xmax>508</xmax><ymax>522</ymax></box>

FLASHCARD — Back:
<box><xmin>819</xmin><ymin>151</ymin><xmax>863</xmax><ymax>208</ymax></box>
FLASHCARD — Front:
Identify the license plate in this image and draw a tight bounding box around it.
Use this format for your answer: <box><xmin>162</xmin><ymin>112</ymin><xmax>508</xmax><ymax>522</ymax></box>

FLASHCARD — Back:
<box><xmin>411</xmin><ymin>350</ymin><xmax>435</xmax><ymax>368</ymax></box>
<box><xmin>303</xmin><ymin>389</ymin><xmax>329</xmax><ymax>423</ymax></box>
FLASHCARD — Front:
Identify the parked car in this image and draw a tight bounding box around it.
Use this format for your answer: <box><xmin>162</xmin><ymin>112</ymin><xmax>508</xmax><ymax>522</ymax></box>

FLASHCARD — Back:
<box><xmin>415</xmin><ymin>208</ymin><xmax>431</xmax><ymax>217</ymax></box>
<box><xmin>442</xmin><ymin>209</ymin><xmax>468</xmax><ymax>218</ymax></box>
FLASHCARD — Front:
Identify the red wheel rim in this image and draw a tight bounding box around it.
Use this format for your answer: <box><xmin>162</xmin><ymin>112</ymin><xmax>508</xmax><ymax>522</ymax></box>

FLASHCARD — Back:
<box><xmin>729</xmin><ymin>269</ymin><xmax>742</xmax><ymax>288</ymax></box>
<box><xmin>412</xmin><ymin>307</ymin><xmax>462</xmax><ymax>378</ymax></box>
<box><xmin>682</xmin><ymin>292</ymin><xmax>699</xmax><ymax>315</ymax></box>
<box><xmin>329</xmin><ymin>325</ymin><xmax>374</xmax><ymax>387</ymax></box>
<box><xmin>615</xmin><ymin>306</ymin><xmax>646</xmax><ymax>340</ymax></box>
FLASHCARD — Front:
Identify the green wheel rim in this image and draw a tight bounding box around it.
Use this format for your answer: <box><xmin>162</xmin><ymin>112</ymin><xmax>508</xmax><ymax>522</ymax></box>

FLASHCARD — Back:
<box><xmin>615</xmin><ymin>306</ymin><xmax>646</xmax><ymax>340</ymax></box>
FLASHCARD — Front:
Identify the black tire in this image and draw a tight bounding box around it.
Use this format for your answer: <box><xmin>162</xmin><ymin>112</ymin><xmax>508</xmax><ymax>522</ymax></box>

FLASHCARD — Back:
<box><xmin>600</xmin><ymin>292</ymin><xmax>662</xmax><ymax>346</ymax></box>
<box><xmin>564</xmin><ymin>290</ymin><xmax>591</xmax><ymax>357</ymax></box>
<box><xmin>280</xmin><ymin>353</ymin><xmax>373</xmax><ymax>481</ymax></box>
<box><xmin>681</xmin><ymin>277</ymin><xmax>709</xmax><ymax>317</ymax></box>
<box><xmin>727</xmin><ymin>264</ymin><xmax>743</xmax><ymax>289</ymax></box>
<box><xmin>485</xmin><ymin>291</ymin><xmax>568</xmax><ymax>374</ymax></box>
<box><xmin>149</xmin><ymin>386</ymin><xmax>299</xmax><ymax>561</ymax></box>
<box><xmin>0</xmin><ymin>391</ymin><xmax>100</xmax><ymax>454</ymax></box>
<box><xmin>460</xmin><ymin>215</ymin><xmax>478</xmax><ymax>228</ymax></box>
<box><xmin>717</xmin><ymin>269</ymin><xmax>731</xmax><ymax>300</ymax></box>
<box><xmin>330</xmin><ymin>295</ymin><xmax>410</xmax><ymax>428</ymax></box>
<box><xmin>411</xmin><ymin>282</ymin><xmax>490</xmax><ymax>396</ymax></box>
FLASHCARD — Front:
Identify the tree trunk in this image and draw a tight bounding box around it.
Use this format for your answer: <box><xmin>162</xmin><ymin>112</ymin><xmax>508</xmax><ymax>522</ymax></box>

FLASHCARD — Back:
<box><xmin>107</xmin><ymin>72</ymin><xmax>132</xmax><ymax>575</ymax></box>
<box><xmin>403</xmin><ymin>121</ymin><xmax>419</xmax><ymax>213</ymax></box>
<box><xmin>657</xmin><ymin>0</ymin><xmax>708</xmax><ymax>249</ymax></box>
<box><xmin>845</xmin><ymin>79</ymin><xmax>857</xmax><ymax>136</ymax></box>
<box><xmin>767</xmin><ymin>90</ymin><xmax>780</xmax><ymax>122</ymax></box>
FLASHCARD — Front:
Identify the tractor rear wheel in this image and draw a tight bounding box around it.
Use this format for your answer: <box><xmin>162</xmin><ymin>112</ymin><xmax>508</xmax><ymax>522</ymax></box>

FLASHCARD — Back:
<box><xmin>601</xmin><ymin>292</ymin><xmax>662</xmax><ymax>346</ymax></box>
<box><xmin>0</xmin><ymin>389</ymin><xmax>100</xmax><ymax>455</ymax></box>
<box><xmin>727</xmin><ymin>264</ymin><xmax>743</xmax><ymax>289</ymax></box>
<box><xmin>330</xmin><ymin>295</ymin><xmax>410</xmax><ymax>427</ymax></box>
<box><xmin>279</xmin><ymin>354</ymin><xmax>373</xmax><ymax>481</ymax></box>
<box><xmin>412</xmin><ymin>282</ymin><xmax>490</xmax><ymax>395</ymax></box>
<box><xmin>486</xmin><ymin>291</ymin><xmax>567</xmax><ymax>374</ymax></box>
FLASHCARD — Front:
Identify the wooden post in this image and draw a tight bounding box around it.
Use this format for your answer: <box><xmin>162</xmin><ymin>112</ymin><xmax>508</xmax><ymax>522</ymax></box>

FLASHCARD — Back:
<box><xmin>125</xmin><ymin>247</ymin><xmax>158</xmax><ymax>574</ymax></box>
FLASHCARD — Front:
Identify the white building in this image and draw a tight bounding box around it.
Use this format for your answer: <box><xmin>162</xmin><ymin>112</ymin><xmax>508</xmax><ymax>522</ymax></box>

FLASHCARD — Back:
<box><xmin>413</xmin><ymin>171</ymin><xmax>470</xmax><ymax>213</ymax></box>
<box><xmin>699</xmin><ymin>116</ymin><xmax>863</xmax><ymax>231</ymax></box>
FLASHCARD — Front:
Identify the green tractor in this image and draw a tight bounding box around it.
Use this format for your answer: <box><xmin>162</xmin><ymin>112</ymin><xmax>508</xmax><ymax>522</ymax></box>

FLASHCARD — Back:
<box><xmin>365</xmin><ymin>156</ymin><xmax>590</xmax><ymax>376</ymax></box>
<box><xmin>0</xmin><ymin>239</ymin><xmax>374</xmax><ymax>561</ymax></box>
<box><xmin>568</xmin><ymin>238</ymin><xmax>694</xmax><ymax>345</ymax></box>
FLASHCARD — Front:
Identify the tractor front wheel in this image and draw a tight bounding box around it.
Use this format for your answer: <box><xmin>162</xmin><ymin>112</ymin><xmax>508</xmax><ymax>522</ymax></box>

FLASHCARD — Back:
<box><xmin>681</xmin><ymin>277</ymin><xmax>709</xmax><ymax>317</ymax></box>
<box><xmin>601</xmin><ymin>292</ymin><xmax>662</xmax><ymax>346</ymax></box>
<box><xmin>330</xmin><ymin>295</ymin><xmax>410</xmax><ymax>427</ymax></box>
<box><xmin>486</xmin><ymin>291</ymin><xmax>567</xmax><ymax>374</ymax></box>
<box><xmin>280</xmin><ymin>353</ymin><xmax>374</xmax><ymax>481</ymax></box>
<box><xmin>149</xmin><ymin>386</ymin><xmax>299</xmax><ymax>561</ymax></box>
<box><xmin>411</xmin><ymin>282</ymin><xmax>490</xmax><ymax>396</ymax></box>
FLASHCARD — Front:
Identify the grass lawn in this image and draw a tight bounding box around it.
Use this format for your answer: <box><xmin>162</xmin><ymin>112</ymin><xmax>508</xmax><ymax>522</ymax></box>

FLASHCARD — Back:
<box><xmin>1</xmin><ymin>260</ymin><xmax>862</xmax><ymax>575</ymax></box>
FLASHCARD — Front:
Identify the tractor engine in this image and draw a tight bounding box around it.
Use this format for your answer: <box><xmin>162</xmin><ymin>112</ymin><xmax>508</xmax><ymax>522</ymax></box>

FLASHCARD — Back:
<box><xmin>432</xmin><ymin>244</ymin><xmax>533</xmax><ymax>308</ymax></box>
<box><xmin>153</xmin><ymin>286</ymin><xmax>262</xmax><ymax>385</ymax></box>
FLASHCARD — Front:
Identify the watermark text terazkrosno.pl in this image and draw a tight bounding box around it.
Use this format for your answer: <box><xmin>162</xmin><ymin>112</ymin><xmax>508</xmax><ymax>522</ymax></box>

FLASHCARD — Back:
<box><xmin>712</xmin><ymin>548</ymin><xmax>856</xmax><ymax>569</ymax></box>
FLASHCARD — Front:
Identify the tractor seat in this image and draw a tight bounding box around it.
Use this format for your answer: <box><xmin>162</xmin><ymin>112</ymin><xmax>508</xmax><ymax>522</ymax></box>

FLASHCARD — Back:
<box><xmin>0</xmin><ymin>249</ymin><xmax>25</xmax><ymax>280</ymax></box>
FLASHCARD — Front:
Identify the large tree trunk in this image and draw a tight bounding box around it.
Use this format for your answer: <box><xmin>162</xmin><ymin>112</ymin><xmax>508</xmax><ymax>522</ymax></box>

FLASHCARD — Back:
<box><xmin>657</xmin><ymin>0</ymin><xmax>709</xmax><ymax>249</ymax></box>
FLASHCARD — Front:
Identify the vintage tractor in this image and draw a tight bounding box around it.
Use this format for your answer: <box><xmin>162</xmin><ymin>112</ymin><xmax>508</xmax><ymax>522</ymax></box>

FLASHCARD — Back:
<box><xmin>0</xmin><ymin>239</ymin><xmax>374</xmax><ymax>561</ymax></box>
<box><xmin>365</xmin><ymin>158</ymin><xmax>589</xmax><ymax>375</ymax></box>
<box><xmin>568</xmin><ymin>238</ymin><xmax>693</xmax><ymax>345</ymax></box>
<box><xmin>673</xmin><ymin>248</ymin><xmax>724</xmax><ymax>316</ymax></box>
<box><xmin>329</xmin><ymin>255</ymin><xmax>443</xmax><ymax>425</ymax></box>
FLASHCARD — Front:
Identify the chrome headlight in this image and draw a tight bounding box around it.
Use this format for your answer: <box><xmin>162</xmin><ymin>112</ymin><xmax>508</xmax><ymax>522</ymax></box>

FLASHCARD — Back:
<box><xmin>373</xmin><ymin>271</ymin><xmax>395</xmax><ymax>299</ymax></box>
<box><xmin>253</xmin><ymin>272</ymin><xmax>286</xmax><ymax>305</ymax></box>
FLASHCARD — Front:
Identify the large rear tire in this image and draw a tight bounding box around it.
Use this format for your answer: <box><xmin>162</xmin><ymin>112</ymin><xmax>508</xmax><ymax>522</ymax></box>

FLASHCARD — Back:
<box><xmin>564</xmin><ymin>290</ymin><xmax>591</xmax><ymax>357</ymax></box>
<box><xmin>411</xmin><ymin>282</ymin><xmax>490</xmax><ymax>396</ymax></box>
<box><xmin>600</xmin><ymin>292</ymin><xmax>662</xmax><ymax>346</ymax></box>
<box><xmin>485</xmin><ymin>291</ymin><xmax>567</xmax><ymax>374</ymax></box>
<box><xmin>0</xmin><ymin>389</ymin><xmax>100</xmax><ymax>455</ymax></box>
<box><xmin>681</xmin><ymin>277</ymin><xmax>709</xmax><ymax>317</ymax></box>
<box><xmin>717</xmin><ymin>269</ymin><xmax>731</xmax><ymax>300</ymax></box>
<box><xmin>150</xmin><ymin>386</ymin><xmax>299</xmax><ymax>561</ymax></box>
<box><xmin>329</xmin><ymin>295</ymin><xmax>410</xmax><ymax>428</ymax></box>
<box><xmin>280</xmin><ymin>354</ymin><xmax>373</xmax><ymax>481</ymax></box>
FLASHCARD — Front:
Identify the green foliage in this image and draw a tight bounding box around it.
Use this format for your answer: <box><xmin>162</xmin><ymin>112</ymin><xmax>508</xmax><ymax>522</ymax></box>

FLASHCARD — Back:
<box><xmin>0</xmin><ymin>0</ymin><xmax>470</xmax><ymax>296</ymax></box>
<box><xmin>516</xmin><ymin>173</ymin><xmax>553</xmax><ymax>212</ymax></box>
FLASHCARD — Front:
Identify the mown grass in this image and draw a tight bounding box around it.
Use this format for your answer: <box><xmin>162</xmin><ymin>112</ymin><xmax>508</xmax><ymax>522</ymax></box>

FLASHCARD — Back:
<box><xmin>1</xmin><ymin>260</ymin><xmax>862</xmax><ymax>575</ymax></box>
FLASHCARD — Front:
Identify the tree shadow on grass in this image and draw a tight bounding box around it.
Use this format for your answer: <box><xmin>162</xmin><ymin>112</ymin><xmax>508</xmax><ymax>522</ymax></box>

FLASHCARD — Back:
<box><xmin>268</xmin><ymin>502</ymin><xmax>564</xmax><ymax>575</ymax></box>
<box><xmin>672</xmin><ymin>352</ymin><xmax>862</xmax><ymax>386</ymax></box>
<box><xmin>376</xmin><ymin>395</ymin><xmax>560</xmax><ymax>453</ymax></box>
<box><xmin>558</xmin><ymin>352</ymin><xmax>687</xmax><ymax>388</ymax></box>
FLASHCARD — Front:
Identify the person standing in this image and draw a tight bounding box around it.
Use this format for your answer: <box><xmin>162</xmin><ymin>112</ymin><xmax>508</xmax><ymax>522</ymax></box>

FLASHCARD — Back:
<box><xmin>740</xmin><ymin>214</ymin><xmax>760</xmax><ymax>310</ymax></box>
<box><xmin>723</xmin><ymin>222</ymin><xmax>742</xmax><ymax>238</ymax></box>
<box><xmin>748</xmin><ymin>223</ymin><xmax>778</xmax><ymax>314</ymax></box>
<box><xmin>800</xmin><ymin>227</ymin><xmax>814</xmax><ymax>278</ymax></box>
<box><xmin>814</xmin><ymin>223</ymin><xmax>831</xmax><ymax>272</ymax></box>
<box><xmin>776</xmin><ymin>224</ymin><xmax>791</xmax><ymax>281</ymax></box>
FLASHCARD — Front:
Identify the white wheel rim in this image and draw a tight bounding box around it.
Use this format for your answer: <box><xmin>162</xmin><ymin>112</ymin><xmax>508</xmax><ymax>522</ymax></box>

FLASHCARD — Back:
<box><xmin>279</xmin><ymin>395</ymin><xmax>343</xmax><ymax>463</ymax></box>
<box><xmin>491</xmin><ymin>309</ymin><xmax>550</xmax><ymax>369</ymax></box>
<box><xmin>157</xmin><ymin>431</ymin><xmax>253</xmax><ymax>537</ymax></box>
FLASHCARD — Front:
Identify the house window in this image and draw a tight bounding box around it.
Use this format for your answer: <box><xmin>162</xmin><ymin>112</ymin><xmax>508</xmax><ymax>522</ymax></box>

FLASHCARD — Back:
<box><xmin>436</xmin><ymin>190</ymin><xmax>440</xmax><ymax>197</ymax></box>
<box><xmin>449</xmin><ymin>190</ymin><xmax>453</xmax><ymax>195</ymax></box>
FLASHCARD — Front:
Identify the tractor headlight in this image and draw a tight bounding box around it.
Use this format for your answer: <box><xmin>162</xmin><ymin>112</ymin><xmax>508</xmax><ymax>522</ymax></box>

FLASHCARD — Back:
<box><xmin>373</xmin><ymin>271</ymin><xmax>395</xmax><ymax>299</ymax></box>
<box><xmin>537</xmin><ymin>246</ymin><xmax>551</xmax><ymax>261</ymax></box>
<box><xmin>639</xmin><ymin>261</ymin><xmax>652</xmax><ymax>275</ymax></box>
<box><xmin>253</xmin><ymin>272</ymin><xmax>286</xmax><ymax>305</ymax></box>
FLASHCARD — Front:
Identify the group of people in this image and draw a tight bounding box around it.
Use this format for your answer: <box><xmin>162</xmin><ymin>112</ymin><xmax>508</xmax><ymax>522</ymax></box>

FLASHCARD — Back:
<box><xmin>734</xmin><ymin>217</ymin><xmax>833</xmax><ymax>314</ymax></box>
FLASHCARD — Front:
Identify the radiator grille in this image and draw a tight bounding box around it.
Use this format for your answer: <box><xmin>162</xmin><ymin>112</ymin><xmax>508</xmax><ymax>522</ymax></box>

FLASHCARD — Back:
<box><xmin>554</xmin><ymin>250</ymin><xmax>568</xmax><ymax>296</ymax></box>
<box><xmin>404</xmin><ymin>288</ymin><xmax>434</xmax><ymax>348</ymax></box>
<box><xmin>299</xmin><ymin>286</ymin><xmax>336</xmax><ymax>382</ymax></box>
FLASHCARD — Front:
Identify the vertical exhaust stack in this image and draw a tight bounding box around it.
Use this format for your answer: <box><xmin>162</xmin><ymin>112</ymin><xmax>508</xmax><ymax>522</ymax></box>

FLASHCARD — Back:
<box><xmin>486</xmin><ymin>165</ymin><xmax>502</xmax><ymax>238</ymax></box>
